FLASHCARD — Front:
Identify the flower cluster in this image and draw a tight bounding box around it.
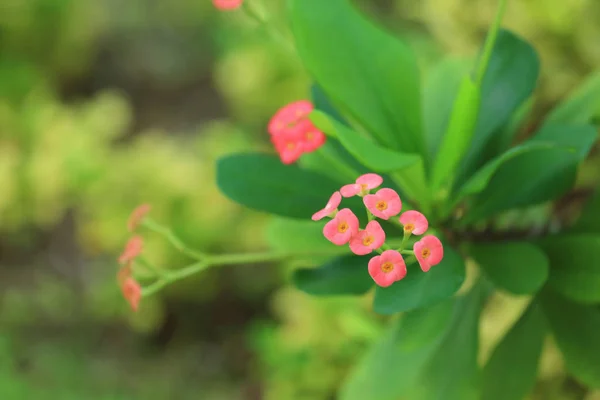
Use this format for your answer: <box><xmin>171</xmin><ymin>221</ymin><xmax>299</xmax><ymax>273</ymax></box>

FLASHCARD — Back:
<box><xmin>213</xmin><ymin>0</ymin><xmax>243</xmax><ymax>10</ymax></box>
<box><xmin>116</xmin><ymin>204</ymin><xmax>152</xmax><ymax>311</ymax></box>
<box><xmin>312</xmin><ymin>174</ymin><xmax>444</xmax><ymax>287</ymax></box>
<box><xmin>268</xmin><ymin>100</ymin><xmax>326</xmax><ymax>164</ymax></box>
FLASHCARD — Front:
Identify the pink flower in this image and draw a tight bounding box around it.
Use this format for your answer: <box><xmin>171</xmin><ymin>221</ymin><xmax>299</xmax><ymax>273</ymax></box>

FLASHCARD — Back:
<box><xmin>127</xmin><ymin>203</ymin><xmax>151</xmax><ymax>232</ymax></box>
<box><xmin>323</xmin><ymin>208</ymin><xmax>359</xmax><ymax>245</ymax></box>
<box><xmin>294</xmin><ymin>119</ymin><xmax>326</xmax><ymax>152</ymax></box>
<box><xmin>340</xmin><ymin>173</ymin><xmax>383</xmax><ymax>197</ymax></box>
<box><xmin>271</xmin><ymin>129</ymin><xmax>305</xmax><ymax>164</ymax></box>
<box><xmin>368</xmin><ymin>250</ymin><xmax>407</xmax><ymax>287</ymax></box>
<box><xmin>118</xmin><ymin>236</ymin><xmax>143</xmax><ymax>264</ymax></box>
<box><xmin>268</xmin><ymin>100</ymin><xmax>314</xmax><ymax>136</ymax></box>
<box><xmin>398</xmin><ymin>210</ymin><xmax>428</xmax><ymax>235</ymax></box>
<box><xmin>213</xmin><ymin>0</ymin><xmax>243</xmax><ymax>10</ymax></box>
<box><xmin>349</xmin><ymin>220</ymin><xmax>385</xmax><ymax>255</ymax></box>
<box><xmin>414</xmin><ymin>235</ymin><xmax>444</xmax><ymax>272</ymax></box>
<box><xmin>268</xmin><ymin>101</ymin><xmax>326</xmax><ymax>164</ymax></box>
<box><xmin>312</xmin><ymin>191</ymin><xmax>342</xmax><ymax>221</ymax></box>
<box><xmin>121</xmin><ymin>277</ymin><xmax>142</xmax><ymax>312</ymax></box>
<box><xmin>363</xmin><ymin>188</ymin><xmax>402</xmax><ymax>220</ymax></box>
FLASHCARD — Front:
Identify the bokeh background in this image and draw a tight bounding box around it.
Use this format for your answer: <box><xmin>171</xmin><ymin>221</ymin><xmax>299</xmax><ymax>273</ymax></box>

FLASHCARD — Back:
<box><xmin>1</xmin><ymin>0</ymin><xmax>600</xmax><ymax>399</ymax></box>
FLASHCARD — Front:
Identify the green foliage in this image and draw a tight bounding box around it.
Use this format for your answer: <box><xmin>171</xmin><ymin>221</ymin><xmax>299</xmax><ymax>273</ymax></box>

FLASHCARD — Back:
<box><xmin>340</xmin><ymin>300</ymin><xmax>455</xmax><ymax>400</ymax></box>
<box><xmin>481</xmin><ymin>302</ymin><xmax>546</xmax><ymax>400</ymax></box>
<box><xmin>289</xmin><ymin>0</ymin><xmax>424</xmax><ymax>155</ymax></box>
<box><xmin>541</xmin><ymin>290</ymin><xmax>600</xmax><ymax>388</ymax></box>
<box><xmin>293</xmin><ymin>255</ymin><xmax>373</xmax><ymax>296</ymax></box>
<box><xmin>466</xmin><ymin>124</ymin><xmax>597</xmax><ymax>222</ymax></box>
<box><xmin>537</xmin><ymin>234</ymin><xmax>600</xmax><ymax>303</ymax></box>
<box><xmin>470</xmin><ymin>242</ymin><xmax>549</xmax><ymax>295</ymax></box>
<box><xmin>458</xmin><ymin>30</ymin><xmax>540</xmax><ymax>180</ymax></box>
<box><xmin>545</xmin><ymin>71</ymin><xmax>600</xmax><ymax>125</ymax></box>
<box><xmin>216</xmin><ymin>153</ymin><xmax>345</xmax><ymax>219</ymax></box>
<box><xmin>373</xmin><ymin>244</ymin><xmax>465</xmax><ymax>314</ymax></box>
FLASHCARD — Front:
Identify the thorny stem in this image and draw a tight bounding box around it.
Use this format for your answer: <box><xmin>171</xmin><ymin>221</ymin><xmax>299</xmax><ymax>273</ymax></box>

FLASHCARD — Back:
<box><xmin>474</xmin><ymin>0</ymin><xmax>508</xmax><ymax>86</ymax></box>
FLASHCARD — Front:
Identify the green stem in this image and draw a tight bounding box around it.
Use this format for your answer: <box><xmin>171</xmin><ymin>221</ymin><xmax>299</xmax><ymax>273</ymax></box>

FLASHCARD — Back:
<box><xmin>142</xmin><ymin>218</ymin><xmax>206</xmax><ymax>261</ymax></box>
<box><xmin>400</xmin><ymin>250</ymin><xmax>414</xmax><ymax>256</ymax></box>
<box><xmin>141</xmin><ymin>248</ymin><xmax>347</xmax><ymax>297</ymax></box>
<box><xmin>474</xmin><ymin>0</ymin><xmax>508</xmax><ymax>86</ymax></box>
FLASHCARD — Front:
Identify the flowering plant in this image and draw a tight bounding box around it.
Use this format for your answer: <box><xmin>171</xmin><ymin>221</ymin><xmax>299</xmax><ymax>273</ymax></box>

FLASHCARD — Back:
<box><xmin>117</xmin><ymin>0</ymin><xmax>600</xmax><ymax>398</ymax></box>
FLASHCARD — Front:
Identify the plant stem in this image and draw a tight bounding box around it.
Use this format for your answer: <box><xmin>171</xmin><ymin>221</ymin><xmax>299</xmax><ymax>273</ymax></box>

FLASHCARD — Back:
<box><xmin>141</xmin><ymin>248</ymin><xmax>347</xmax><ymax>297</ymax></box>
<box><xmin>474</xmin><ymin>0</ymin><xmax>508</xmax><ymax>86</ymax></box>
<box><xmin>142</xmin><ymin>218</ymin><xmax>206</xmax><ymax>261</ymax></box>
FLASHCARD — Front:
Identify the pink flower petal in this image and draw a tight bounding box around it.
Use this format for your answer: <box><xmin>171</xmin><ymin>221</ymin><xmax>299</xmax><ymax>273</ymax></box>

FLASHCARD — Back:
<box><xmin>118</xmin><ymin>236</ymin><xmax>144</xmax><ymax>264</ymax></box>
<box><xmin>272</xmin><ymin>129</ymin><xmax>304</xmax><ymax>164</ymax></box>
<box><xmin>121</xmin><ymin>277</ymin><xmax>142</xmax><ymax>312</ymax></box>
<box><xmin>127</xmin><ymin>204</ymin><xmax>151</xmax><ymax>232</ymax></box>
<box><xmin>367</xmin><ymin>250</ymin><xmax>407</xmax><ymax>287</ymax></box>
<box><xmin>363</xmin><ymin>189</ymin><xmax>402</xmax><ymax>220</ymax></box>
<box><xmin>349</xmin><ymin>221</ymin><xmax>385</xmax><ymax>255</ymax></box>
<box><xmin>414</xmin><ymin>235</ymin><xmax>444</xmax><ymax>272</ymax></box>
<box><xmin>356</xmin><ymin>173</ymin><xmax>383</xmax><ymax>190</ymax></box>
<box><xmin>213</xmin><ymin>0</ymin><xmax>243</xmax><ymax>11</ymax></box>
<box><xmin>268</xmin><ymin>100</ymin><xmax>314</xmax><ymax>136</ymax></box>
<box><xmin>312</xmin><ymin>192</ymin><xmax>342</xmax><ymax>221</ymax></box>
<box><xmin>398</xmin><ymin>210</ymin><xmax>429</xmax><ymax>235</ymax></box>
<box><xmin>341</xmin><ymin>184</ymin><xmax>361</xmax><ymax>198</ymax></box>
<box><xmin>292</xmin><ymin>119</ymin><xmax>326</xmax><ymax>152</ymax></box>
<box><xmin>322</xmin><ymin>208</ymin><xmax>358</xmax><ymax>245</ymax></box>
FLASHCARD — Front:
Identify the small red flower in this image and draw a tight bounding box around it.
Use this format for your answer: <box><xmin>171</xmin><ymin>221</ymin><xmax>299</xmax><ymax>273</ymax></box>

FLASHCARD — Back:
<box><xmin>368</xmin><ymin>250</ymin><xmax>407</xmax><ymax>287</ymax></box>
<box><xmin>118</xmin><ymin>236</ymin><xmax>143</xmax><ymax>264</ymax></box>
<box><xmin>323</xmin><ymin>208</ymin><xmax>359</xmax><ymax>245</ymax></box>
<box><xmin>414</xmin><ymin>235</ymin><xmax>444</xmax><ymax>272</ymax></box>
<box><xmin>363</xmin><ymin>188</ymin><xmax>402</xmax><ymax>220</ymax></box>
<box><xmin>398</xmin><ymin>210</ymin><xmax>428</xmax><ymax>235</ymax></box>
<box><xmin>349</xmin><ymin>220</ymin><xmax>386</xmax><ymax>255</ymax></box>
<box><xmin>127</xmin><ymin>204</ymin><xmax>151</xmax><ymax>232</ymax></box>
<box><xmin>268</xmin><ymin>100</ymin><xmax>326</xmax><ymax>163</ymax></box>
<box><xmin>213</xmin><ymin>0</ymin><xmax>243</xmax><ymax>10</ymax></box>
<box><xmin>340</xmin><ymin>173</ymin><xmax>383</xmax><ymax>197</ymax></box>
<box><xmin>121</xmin><ymin>277</ymin><xmax>142</xmax><ymax>312</ymax></box>
<box><xmin>312</xmin><ymin>191</ymin><xmax>342</xmax><ymax>221</ymax></box>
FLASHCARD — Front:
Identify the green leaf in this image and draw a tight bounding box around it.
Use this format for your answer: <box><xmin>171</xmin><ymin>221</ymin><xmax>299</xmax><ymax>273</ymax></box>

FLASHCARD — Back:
<box><xmin>289</xmin><ymin>0</ymin><xmax>424</xmax><ymax>155</ymax></box>
<box><xmin>466</xmin><ymin>124</ymin><xmax>597</xmax><ymax>222</ymax></box>
<box><xmin>431</xmin><ymin>76</ymin><xmax>481</xmax><ymax>190</ymax></box>
<box><xmin>481</xmin><ymin>302</ymin><xmax>546</xmax><ymax>400</ymax></box>
<box><xmin>541</xmin><ymin>290</ymin><xmax>600</xmax><ymax>388</ymax></box>
<box><xmin>266</xmin><ymin>217</ymin><xmax>334</xmax><ymax>253</ymax></box>
<box><xmin>216</xmin><ymin>153</ymin><xmax>344</xmax><ymax>219</ymax></box>
<box><xmin>292</xmin><ymin>254</ymin><xmax>373</xmax><ymax>296</ymax></box>
<box><xmin>311</xmin><ymin>111</ymin><xmax>431</xmax><ymax>210</ymax></box>
<box><xmin>407</xmin><ymin>281</ymin><xmax>487</xmax><ymax>400</ymax></box>
<box><xmin>373</xmin><ymin>244</ymin><xmax>465</xmax><ymax>315</ymax></box>
<box><xmin>545</xmin><ymin>71</ymin><xmax>600</xmax><ymax>125</ymax></box>
<box><xmin>470</xmin><ymin>242</ymin><xmax>549</xmax><ymax>295</ymax></box>
<box><xmin>423</xmin><ymin>57</ymin><xmax>472</xmax><ymax>160</ymax></box>
<box><xmin>571</xmin><ymin>189</ymin><xmax>600</xmax><ymax>234</ymax></box>
<box><xmin>459</xmin><ymin>30</ymin><xmax>540</xmax><ymax>180</ymax></box>
<box><xmin>340</xmin><ymin>300</ymin><xmax>455</xmax><ymax>400</ymax></box>
<box><xmin>456</xmin><ymin>141</ymin><xmax>562</xmax><ymax>199</ymax></box>
<box><xmin>537</xmin><ymin>234</ymin><xmax>600</xmax><ymax>303</ymax></box>
<box><xmin>302</xmin><ymin>85</ymin><xmax>368</xmax><ymax>182</ymax></box>
<box><xmin>311</xmin><ymin>110</ymin><xmax>421</xmax><ymax>172</ymax></box>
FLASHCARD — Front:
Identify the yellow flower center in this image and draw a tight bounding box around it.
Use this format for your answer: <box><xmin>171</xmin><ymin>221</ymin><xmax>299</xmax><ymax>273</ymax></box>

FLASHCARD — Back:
<box><xmin>362</xmin><ymin>235</ymin><xmax>374</xmax><ymax>246</ymax></box>
<box><xmin>376</xmin><ymin>200</ymin><xmax>388</xmax><ymax>211</ymax></box>
<box><xmin>421</xmin><ymin>248</ymin><xmax>431</xmax><ymax>259</ymax></box>
<box><xmin>306</xmin><ymin>131</ymin><xmax>314</xmax><ymax>140</ymax></box>
<box><xmin>381</xmin><ymin>262</ymin><xmax>394</xmax><ymax>273</ymax></box>
<box><xmin>404</xmin><ymin>223</ymin><xmax>415</xmax><ymax>233</ymax></box>
<box><xmin>338</xmin><ymin>221</ymin><xmax>349</xmax><ymax>233</ymax></box>
<box><xmin>286</xmin><ymin>142</ymin><xmax>296</xmax><ymax>150</ymax></box>
<box><xmin>360</xmin><ymin>183</ymin><xmax>368</xmax><ymax>191</ymax></box>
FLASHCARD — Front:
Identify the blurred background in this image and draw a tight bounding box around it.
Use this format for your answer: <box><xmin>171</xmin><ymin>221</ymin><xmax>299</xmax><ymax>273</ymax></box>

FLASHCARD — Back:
<box><xmin>0</xmin><ymin>0</ymin><xmax>599</xmax><ymax>399</ymax></box>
